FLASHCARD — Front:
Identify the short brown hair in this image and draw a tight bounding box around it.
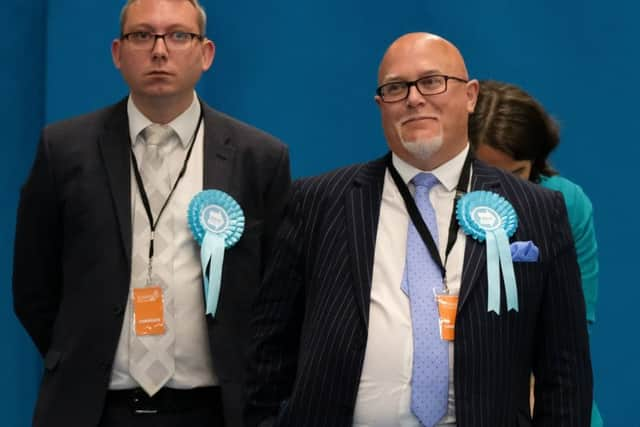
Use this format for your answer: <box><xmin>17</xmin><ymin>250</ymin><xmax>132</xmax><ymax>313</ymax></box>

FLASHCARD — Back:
<box><xmin>119</xmin><ymin>0</ymin><xmax>207</xmax><ymax>35</ymax></box>
<box><xmin>468</xmin><ymin>80</ymin><xmax>559</xmax><ymax>182</ymax></box>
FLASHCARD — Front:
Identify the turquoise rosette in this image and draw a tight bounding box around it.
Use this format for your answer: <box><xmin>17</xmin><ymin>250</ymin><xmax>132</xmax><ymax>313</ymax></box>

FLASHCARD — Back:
<box><xmin>188</xmin><ymin>190</ymin><xmax>245</xmax><ymax>316</ymax></box>
<box><xmin>456</xmin><ymin>191</ymin><xmax>519</xmax><ymax>314</ymax></box>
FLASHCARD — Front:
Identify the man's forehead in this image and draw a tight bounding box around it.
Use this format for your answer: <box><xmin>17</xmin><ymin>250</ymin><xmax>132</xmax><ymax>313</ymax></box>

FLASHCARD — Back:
<box><xmin>378</xmin><ymin>38</ymin><xmax>466</xmax><ymax>83</ymax></box>
<box><xmin>125</xmin><ymin>0</ymin><xmax>197</xmax><ymax>18</ymax></box>
<box><xmin>124</xmin><ymin>0</ymin><xmax>199</xmax><ymax>29</ymax></box>
<box><xmin>378</xmin><ymin>53</ymin><xmax>452</xmax><ymax>82</ymax></box>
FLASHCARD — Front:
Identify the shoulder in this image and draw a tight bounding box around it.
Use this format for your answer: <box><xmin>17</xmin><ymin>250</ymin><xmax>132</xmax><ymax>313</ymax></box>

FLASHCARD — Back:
<box><xmin>288</xmin><ymin>156</ymin><xmax>386</xmax><ymax>211</ymax></box>
<box><xmin>540</xmin><ymin>174</ymin><xmax>594</xmax><ymax>232</ymax></box>
<box><xmin>539</xmin><ymin>175</ymin><xmax>593</xmax><ymax>212</ymax></box>
<box><xmin>539</xmin><ymin>174</ymin><xmax>580</xmax><ymax>196</ymax></box>
<box><xmin>201</xmin><ymin>102</ymin><xmax>286</xmax><ymax>155</ymax></box>
<box><xmin>294</xmin><ymin>156</ymin><xmax>386</xmax><ymax>194</ymax></box>
<box><xmin>473</xmin><ymin>159</ymin><xmax>560</xmax><ymax>203</ymax></box>
<box><xmin>472</xmin><ymin>159</ymin><xmax>570</xmax><ymax>230</ymax></box>
<box><xmin>37</xmin><ymin>99</ymin><xmax>128</xmax><ymax>167</ymax></box>
<box><xmin>43</xmin><ymin>99</ymin><xmax>127</xmax><ymax>142</ymax></box>
<box><xmin>474</xmin><ymin>163</ymin><xmax>581</xmax><ymax>256</ymax></box>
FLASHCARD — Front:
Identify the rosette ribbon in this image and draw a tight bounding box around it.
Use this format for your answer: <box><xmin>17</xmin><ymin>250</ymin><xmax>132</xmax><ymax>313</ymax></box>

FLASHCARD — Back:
<box><xmin>456</xmin><ymin>191</ymin><xmax>519</xmax><ymax>314</ymax></box>
<box><xmin>188</xmin><ymin>190</ymin><xmax>244</xmax><ymax>316</ymax></box>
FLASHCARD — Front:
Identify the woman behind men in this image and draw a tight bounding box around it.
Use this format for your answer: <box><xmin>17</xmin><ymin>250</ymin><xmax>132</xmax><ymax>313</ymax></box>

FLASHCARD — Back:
<box><xmin>468</xmin><ymin>80</ymin><xmax>602</xmax><ymax>426</ymax></box>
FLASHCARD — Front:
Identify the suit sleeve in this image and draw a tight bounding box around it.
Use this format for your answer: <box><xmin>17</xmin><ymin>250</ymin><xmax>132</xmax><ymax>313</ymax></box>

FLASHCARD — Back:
<box><xmin>246</xmin><ymin>182</ymin><xmax>306</xmax><ymax>427</ymax></box>
<box><xmin>12</xmin><ymin>132</ymin><xmax>63</xmax><ymax>357</ymax></box>
<box><xmin>532</xmin><ymin>191</ymin><xmax>593</xmax><ymax>426</ymax></box>
<box><xmin>261</xmin><ymin>145</ymin><xmax>292</xmax><ymax>274</ymax></box>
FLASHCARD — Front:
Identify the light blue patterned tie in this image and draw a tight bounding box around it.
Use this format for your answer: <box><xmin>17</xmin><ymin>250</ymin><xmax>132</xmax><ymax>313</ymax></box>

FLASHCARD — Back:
<box><xmin>401</xmin><ymin>172</ymin><xmax>448</xmax><ymax>427</ymax></box>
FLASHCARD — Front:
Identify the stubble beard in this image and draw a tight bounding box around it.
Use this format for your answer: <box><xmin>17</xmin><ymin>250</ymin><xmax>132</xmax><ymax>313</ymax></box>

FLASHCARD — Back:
<box><xmin>400</xmin><ymin>134</ymin><xmax>444</xmax><ymax>161</ymax></box>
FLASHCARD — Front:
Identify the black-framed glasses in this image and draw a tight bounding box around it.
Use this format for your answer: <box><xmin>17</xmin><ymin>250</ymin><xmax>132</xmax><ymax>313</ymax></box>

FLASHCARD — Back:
<box><xmin>121</xmin><ymin>31</ymin><xmax>204</xmax><ymax>50</ymax></box>
<box><xmin>376</xmin><ymin>74</ymin><xmax>468</xmax><ymax>103</ymax></box>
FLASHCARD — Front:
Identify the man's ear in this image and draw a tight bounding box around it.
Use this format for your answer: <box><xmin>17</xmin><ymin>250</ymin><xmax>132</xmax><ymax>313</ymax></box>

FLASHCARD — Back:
<box><xmin>466</xmin><ymin>79</ymin><xmax>479</xmax><ymax>113</ymax></box>
<box><xmin>201</xmin><ymin>39</ymin><xmax>215</xmax><ymax>72</ymax></box>
<box><xmin>112</xmin><ymin>38</ymin><xmax>122</xmax><ymax>69</ymax></box>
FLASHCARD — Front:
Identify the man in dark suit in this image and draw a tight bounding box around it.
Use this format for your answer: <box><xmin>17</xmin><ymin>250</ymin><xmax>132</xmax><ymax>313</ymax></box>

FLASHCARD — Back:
<box><xmin>246</xmin><ymin>33</ymin><xmax>592</xmax><ymax>426</ymax></box>
<box><xmin>12</xmin><ymin>1</ymin><xmax>290</xmax><ymax>426</ymax></box>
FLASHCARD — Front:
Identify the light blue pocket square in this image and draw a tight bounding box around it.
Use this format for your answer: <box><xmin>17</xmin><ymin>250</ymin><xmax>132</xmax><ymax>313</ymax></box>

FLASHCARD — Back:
<box><xmin>510</xmin><ymin>241</ymin><xmax>539</xmax><ymax>262</ymax></box>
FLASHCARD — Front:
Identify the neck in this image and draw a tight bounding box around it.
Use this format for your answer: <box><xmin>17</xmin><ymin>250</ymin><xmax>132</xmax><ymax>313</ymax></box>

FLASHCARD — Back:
<box><xmin>130</xmin><ymin>92</ymin><xmax>194</xmax><ymax>124</ymax></box>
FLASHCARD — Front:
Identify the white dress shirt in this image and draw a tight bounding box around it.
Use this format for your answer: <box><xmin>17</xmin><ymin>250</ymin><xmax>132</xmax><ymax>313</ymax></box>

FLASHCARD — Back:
<box><xmin>353</xmin><ymin>145</ymin><xmax>471</xmax><ymax>426</ymax></box>
<box><xmin>110</xmin><ymin>93</ymin><xmax>217</xmax><ymax>389</ymax></box>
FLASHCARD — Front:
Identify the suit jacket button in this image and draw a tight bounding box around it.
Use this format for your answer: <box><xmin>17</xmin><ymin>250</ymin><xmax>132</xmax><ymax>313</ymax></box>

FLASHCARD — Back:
<box><xmin>113</xmin><ymin>305</ymin><xmax>124</xmax><ymax>316</ymax></box>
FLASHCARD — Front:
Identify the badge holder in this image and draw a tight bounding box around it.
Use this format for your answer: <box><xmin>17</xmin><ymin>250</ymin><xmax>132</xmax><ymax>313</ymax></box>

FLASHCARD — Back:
<box><xmin>132</xmin><ymin>286</ymin><xmax>165</xmax><ymax>336</ymax></box>
<box><xmin>434</xmin><ymin>288</ymin><xmax>458</xmax><ymax>341</ymax></box>
<box><xmin>131</xmin><ymin>258</ymin><xmax>166</xmax><ymax>336</ymax></box>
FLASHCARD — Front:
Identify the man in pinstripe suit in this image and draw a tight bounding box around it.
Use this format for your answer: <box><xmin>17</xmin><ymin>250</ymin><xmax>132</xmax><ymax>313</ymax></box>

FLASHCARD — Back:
<box><xmin>246</xmin><ymin>33</ymin><xmax>592</xmax><ymax>427</ymax></box>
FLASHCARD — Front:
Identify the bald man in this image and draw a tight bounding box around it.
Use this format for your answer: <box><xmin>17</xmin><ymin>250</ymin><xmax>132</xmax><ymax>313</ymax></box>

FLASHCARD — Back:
<box><xmin>246</xmin><ymin>33</ymin><xmax>592</xmax><ymax>427</ymax></box>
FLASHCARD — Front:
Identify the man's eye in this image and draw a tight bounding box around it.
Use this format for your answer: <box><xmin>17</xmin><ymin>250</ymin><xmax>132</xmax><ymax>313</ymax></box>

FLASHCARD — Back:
<box><xmin>385</xmin><ymin>83</ymin><xmax>406</xmax><ymax>95</ymax></box>
<box><xmin>132</xmin><ymin>32</ymin><xmax>152</xmax><ymax>41</ymax></box>
<box><xmin>420</xmin><ymin>77</ymin><xmax>442</xmax><ymax>88</ymax></box>
<box><xmin>171</xmin><ymin>32</ymin><xmax>190</xmax><ymax>41</ymax></box>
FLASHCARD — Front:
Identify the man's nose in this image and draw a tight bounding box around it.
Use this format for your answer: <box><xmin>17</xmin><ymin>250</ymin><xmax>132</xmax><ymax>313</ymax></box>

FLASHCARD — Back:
<box><xmin>405</xmin><ymin>84</ymin><xmax>426</xmax><ymax>107</ymax></box>
<box><xmin>151</xmin><ymin>35</ymin><xmax>169</xmax><ymax>60</ymax></box>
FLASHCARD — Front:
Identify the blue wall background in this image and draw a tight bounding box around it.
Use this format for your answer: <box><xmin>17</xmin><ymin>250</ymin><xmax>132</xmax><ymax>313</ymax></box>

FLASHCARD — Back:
<box><xmin>2</xmin><ymin>0</ymin><xmax>637</xmax><ymax>425</ymax></box>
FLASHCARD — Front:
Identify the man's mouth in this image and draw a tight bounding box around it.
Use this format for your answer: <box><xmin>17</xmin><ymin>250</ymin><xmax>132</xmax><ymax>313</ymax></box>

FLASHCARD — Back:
<box><xmin>147</xmin><ymin>70</ymin><xmax>172</xmax><ymax>76</ymax></box>
<box><xmin>402</xmin><ymin>116</ymin><xmax>435</xmax><ymax>125</ymax></box>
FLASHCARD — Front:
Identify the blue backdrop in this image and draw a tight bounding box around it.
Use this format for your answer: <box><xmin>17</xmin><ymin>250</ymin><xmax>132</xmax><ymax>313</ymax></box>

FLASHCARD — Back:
<box><xmin>2</xmin><ymin>1</ymin><xmax>637</xmax><ymax>425</ymax></box>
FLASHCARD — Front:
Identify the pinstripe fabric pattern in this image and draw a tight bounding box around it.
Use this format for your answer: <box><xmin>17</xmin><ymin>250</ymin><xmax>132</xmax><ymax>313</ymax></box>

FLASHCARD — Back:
<box><xmin>247</xmin><ymin>157</ymin><xmax>592</xmax><ymax>427</ymax></box>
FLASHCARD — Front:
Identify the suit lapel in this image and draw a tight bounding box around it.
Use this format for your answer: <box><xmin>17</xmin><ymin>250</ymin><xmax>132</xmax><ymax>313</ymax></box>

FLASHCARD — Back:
<box><xmin>344</xmin><ymin>156</ymin><xmax>386</xmax><ymax>329</ymax></box>
<box><xmin>97</xmin><ymin>99</ymin><xmax>133</xmax><ymax>264</ymax></box>
<box><xmin>95</xmin><ymin>100</ymin><xmax>236</xmax><ymax>270</ymax></box>
<box><xmin>458</xmin><ymin>160</ymin><xmax>501</xmax><ymax>311</ymax></box>
<box><xmin>201</xmin><ymin>103</ymin><xmax>236</xmax><ymax>192</ymax></box>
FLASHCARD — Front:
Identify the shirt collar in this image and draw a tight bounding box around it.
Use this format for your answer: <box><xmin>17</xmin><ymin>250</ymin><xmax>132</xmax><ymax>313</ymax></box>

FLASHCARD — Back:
<box><xmin>391</xmin><ymin>144</ymin><xmax>470</xmax><ymax>192</ymax></box>
<box><xmin>128</xmin><ymin>92</ymin><xmax>201</xmax><ymax>148</ymax></box>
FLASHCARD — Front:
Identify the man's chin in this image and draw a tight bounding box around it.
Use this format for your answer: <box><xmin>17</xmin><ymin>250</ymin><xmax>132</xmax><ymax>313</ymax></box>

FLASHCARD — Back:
<box><xmin>401</xmin><ymin>138</ymin><xmax>443</xmax><ymax>160</ymax></box>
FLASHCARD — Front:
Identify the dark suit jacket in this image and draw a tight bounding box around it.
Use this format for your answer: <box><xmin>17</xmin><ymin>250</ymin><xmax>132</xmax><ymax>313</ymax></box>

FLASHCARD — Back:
<box><xmin>246</xmin><ymin>155</ymin><xmax>592</xmax><ymax>427</ymax></box>
<box><xmin>12</xmin><ymin>98</ymin><xmax>291</xmax><ymax>427</ymax></box>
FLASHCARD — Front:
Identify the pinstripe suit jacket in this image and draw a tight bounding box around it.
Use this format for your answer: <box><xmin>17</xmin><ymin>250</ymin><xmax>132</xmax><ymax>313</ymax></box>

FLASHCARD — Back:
<box><xmin>247</xmin><ymin>155</ymin><xmax>592</xmax><ymax>427</ymax></box>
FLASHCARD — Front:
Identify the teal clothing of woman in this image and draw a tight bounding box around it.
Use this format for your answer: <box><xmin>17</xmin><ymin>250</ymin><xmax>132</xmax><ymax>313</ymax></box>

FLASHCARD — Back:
<box><xmin>540</xmin><ymin>175</ymin><xmax>602</xmax><ymax>427</ymax></box>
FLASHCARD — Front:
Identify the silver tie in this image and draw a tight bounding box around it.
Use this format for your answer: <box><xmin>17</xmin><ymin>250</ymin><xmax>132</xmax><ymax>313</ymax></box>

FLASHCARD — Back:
<box><xmin>129</xmin><ymin>124</ymin><xmax>176</xmax><ymax>396</ymax></box>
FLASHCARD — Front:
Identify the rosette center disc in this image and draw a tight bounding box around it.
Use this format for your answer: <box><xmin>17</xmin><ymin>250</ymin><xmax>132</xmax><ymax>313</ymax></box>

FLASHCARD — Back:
<box><xmin>470</xmin><ymin>206</ymin><xmax>503</xmax><ymax>231</ymax></box>
<box><xmin>200</xmin><ymin>205</ymin><xmax>230</xmax><ymax>234</ymax></box>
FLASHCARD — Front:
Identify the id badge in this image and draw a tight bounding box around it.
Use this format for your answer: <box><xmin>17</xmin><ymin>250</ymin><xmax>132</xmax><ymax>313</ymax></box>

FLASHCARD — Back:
<box><xmin>435</xmin><ymin>290</ymin><xmax>459</xmax><ymax>342</ymax></box>
<box><xmin>132</xmin><ymin>286</ymin><xmax>165</xmax><ymax>336</ymax></box>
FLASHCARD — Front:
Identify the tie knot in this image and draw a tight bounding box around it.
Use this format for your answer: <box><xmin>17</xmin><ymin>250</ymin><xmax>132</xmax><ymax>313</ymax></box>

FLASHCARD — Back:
<box><xmin>143</xmin><ymin>124</ymin><xmax>175</xmax><ymax>147</ymax></box>
<box><xmin>412</xmin><ymin>172</ymin><xmax>439</xmax><ymax>190</ymax></box>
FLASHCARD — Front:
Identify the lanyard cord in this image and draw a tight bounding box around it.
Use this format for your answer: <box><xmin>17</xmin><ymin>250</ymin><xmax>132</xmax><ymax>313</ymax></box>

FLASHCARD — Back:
<box><xmin>386</xmin><ymin>150</ymin><xmax>472</xmax><ymax>280</ymax></box>
<box><xmin>130</xmin><ymin>107</ymin><xmax>204</xmax><ymax>260</ymax></box>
